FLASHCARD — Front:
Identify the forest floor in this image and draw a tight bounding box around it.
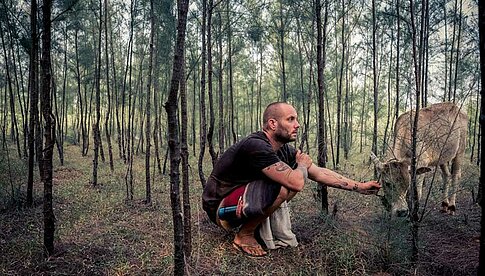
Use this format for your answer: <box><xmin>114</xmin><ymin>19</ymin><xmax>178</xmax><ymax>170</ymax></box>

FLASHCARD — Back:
<box><xmin>0</xmin><ymin>144</ymin><xmax>480</xmax><ymax>275</ymax></box>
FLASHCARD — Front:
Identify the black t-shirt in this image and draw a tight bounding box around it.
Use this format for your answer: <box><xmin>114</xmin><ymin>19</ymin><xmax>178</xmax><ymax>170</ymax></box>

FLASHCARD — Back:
<box><xmin>202</xmin><ymin>131</ymin><xmax>297</xmax><ymax>220</ymax></box>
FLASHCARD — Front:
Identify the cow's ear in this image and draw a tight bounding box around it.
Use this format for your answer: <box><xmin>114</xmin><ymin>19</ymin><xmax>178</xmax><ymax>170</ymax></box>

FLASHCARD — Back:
<box><xmin>416</xmin><ymin>167</ymin><xmax>432</xmax><ymax>175</ymax></box>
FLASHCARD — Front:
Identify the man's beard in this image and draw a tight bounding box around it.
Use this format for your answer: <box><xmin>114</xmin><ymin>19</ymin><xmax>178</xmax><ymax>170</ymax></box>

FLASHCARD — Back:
<box><xmin>274</xmin><ymin>129</ymin><xmax>296</xmax><ymax>144</ymax></box>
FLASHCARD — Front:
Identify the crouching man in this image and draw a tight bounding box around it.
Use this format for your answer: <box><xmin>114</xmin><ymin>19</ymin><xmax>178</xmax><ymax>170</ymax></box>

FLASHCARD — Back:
<box><xmin>202</xmin><ymin>102</ymin><xmax>381</xmax><ymax>257</ymax></box>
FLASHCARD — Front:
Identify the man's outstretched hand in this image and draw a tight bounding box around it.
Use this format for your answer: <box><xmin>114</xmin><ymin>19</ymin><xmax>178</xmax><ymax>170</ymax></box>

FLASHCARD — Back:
<box><xmin>356</xmin><ymin>180</ymin><xmax>381</xmax><ymax>195</ymax></box>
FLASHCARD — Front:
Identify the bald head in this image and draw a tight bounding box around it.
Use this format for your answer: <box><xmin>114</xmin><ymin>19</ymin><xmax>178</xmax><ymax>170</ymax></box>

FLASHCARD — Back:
<box><xmin>262</xmin><ymin>102</ymin><xmax>294</xmax><ymax>130</ymax></box>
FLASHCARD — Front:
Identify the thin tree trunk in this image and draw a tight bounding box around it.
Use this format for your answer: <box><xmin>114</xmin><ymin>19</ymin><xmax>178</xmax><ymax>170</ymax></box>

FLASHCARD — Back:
<box><xmin>198</xmin><ymin>0</ymin><xmax>208</xmax><ymax>187</ymax></box>
<box><xmin>447</xmin><ymin>0</ymin><xmax>458</xmax><ymax>102</ymax></box>
<box><xmin>279</xmin><ymin>0</ymin><xmax>287</xmax><ymax>101</ymax></box>
<box><xmin>58</xmin><ymin>27</ymin><xmax>68</xmax><ymax>166</ymax></box>
<box><xmin>217</xmin><ymin>9</ymin><xmax>225</xmax><ymax>155</ymax></box>
<box><xmin>164</xmin><ymin>1</ymin><xmax>190</xmax><ymax>274</ymax></box>
<box><xmin>478</xmin><ymin>0</ymin><xmax>485</xmax><ymax>272</ymax></box>
<box><xmin>452</xmin><ymin>0</ymin><xmax>463</xmax><ymax>103</ymax></box>
<box><xmin>153</xmin><ymin>32</ymin><xmax>162</xmax><ymax>175</ymax></box>
<box><xmin>371</xmin><ymin>0</ymin><xmax>378</xmax><ymax>175</ymax></box>
<box><xmin>382</xmin><ymin>30</ymin><xmax>394</xmax><ymax>154</ymax></box>
<box><xmin>104</xmin><ymin>0</ymin><xmax>114</xmax><ymax>172</ymax></box>
<box><xmin>395</xmin><ymin>0</ymin><xmax>401</xmax><ymax>123</ymax></box>
<box><xmin>40</xmin><ymin>0</ymin><xmax>55</xmax><ymax>256</ymax></box>
<box><xmin>297</xmin><ymin>16</ymin><xmax>309</xmax><ymax>151</ymax></box>
<box><xmin>145</xmin><ymin>0</ymin><xmax>155</xmax><ymax>204</ymax></box>
<box><xmin>409</xmin><ymin>0</ymin><xmax>425</xmax><ymax>264</ymax></box>
<box><xmin>180</xmin><ymin>44</ymin><xmax>192</xmax><ymax>260</ymax></box>
<box><xmin>207</xmin><ymin>0</ymin><xmax>217</xmax><ymax>165</ymax></box>
<box><xmin>27</xmin><ymin>0</ymin><xmax>39</xmax><ymax>207</ymax></box>
<box><xmin>360</xmin><ymin>48</ymin><xmax>369</xmax><ymax>153</ymax></box>
<box><xmin>471</xmin><ymin>86</ymin><xmax>479</xmax><ymax>162</ymax></box>
<box><xmin>74</xmin><ymin>31</ymin><xmax>87</xmax><ymax>156</ymax></box>
<box><xmin>336</xmin><ymin>0</ymin><xmax>345</xmax><ymax>166</ymax></box>
<box><xmin>92</xmin><ymin>0</ymin><xmax>103</xmax><ymax>187</ymax></box>
<box><xmin>316</xmin><ymin>0</ymin><xmax>329</xmax><ymax>214</ymax></box>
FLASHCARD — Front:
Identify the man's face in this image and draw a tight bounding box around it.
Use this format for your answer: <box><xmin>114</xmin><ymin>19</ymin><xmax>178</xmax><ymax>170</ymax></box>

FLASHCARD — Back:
<box><xmin>274</xmin><ymin>105</ymin><xmax>300</xmax><ymax>143</ymax></box>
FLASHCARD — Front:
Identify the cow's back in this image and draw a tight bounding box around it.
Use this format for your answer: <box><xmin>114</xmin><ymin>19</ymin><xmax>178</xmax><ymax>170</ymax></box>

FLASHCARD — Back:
<box><xmin>391</xmin><ymin>102</ymin><xmax>468</xmax><ymax>166</ymax></box>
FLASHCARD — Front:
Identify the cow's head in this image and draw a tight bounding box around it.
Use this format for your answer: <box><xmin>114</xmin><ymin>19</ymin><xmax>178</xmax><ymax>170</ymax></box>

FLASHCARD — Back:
<box><xmin>370</xmin><ymin>152</ymin><xmax>431</xmax><ymax>217</ymax></box>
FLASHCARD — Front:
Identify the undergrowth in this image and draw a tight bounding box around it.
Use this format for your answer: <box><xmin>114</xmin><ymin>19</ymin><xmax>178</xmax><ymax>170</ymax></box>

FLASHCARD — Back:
<box><xmin>0</xmin><ymin>144</ymin><xmax>480</xmax><ymax>275</ymax></box>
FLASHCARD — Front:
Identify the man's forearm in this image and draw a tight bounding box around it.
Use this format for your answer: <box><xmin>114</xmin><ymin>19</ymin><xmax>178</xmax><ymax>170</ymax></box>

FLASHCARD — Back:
<box><xmin>308</xmin><ymin>166</ymin><xmax>359</xmax><ymax>191</ymax></box>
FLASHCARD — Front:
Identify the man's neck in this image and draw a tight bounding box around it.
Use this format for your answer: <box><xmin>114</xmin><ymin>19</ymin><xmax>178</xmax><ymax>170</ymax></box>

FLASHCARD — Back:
<box><xmin>262</xmin><ymin>130</ymin><xmax>283</xmax><ymax>151</ymax></box>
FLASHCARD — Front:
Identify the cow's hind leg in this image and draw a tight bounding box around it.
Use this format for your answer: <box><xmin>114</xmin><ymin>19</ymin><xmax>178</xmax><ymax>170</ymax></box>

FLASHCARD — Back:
<box><xmin>449</xmin><ymin>157</ymin><xmax>462</xmax><ymax>215</ymax></box>
<box><xmin>439</xmin><ymin>164</ymin><xmax>451</xmax><ymax>213</ymax></box>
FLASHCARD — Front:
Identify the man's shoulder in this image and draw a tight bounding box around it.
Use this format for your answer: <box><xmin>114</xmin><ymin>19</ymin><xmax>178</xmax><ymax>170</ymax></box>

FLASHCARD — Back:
<box><xmin>242</xmin><ymin>131</ymin><xmax>271</xmax><ymax>148</ymax></box>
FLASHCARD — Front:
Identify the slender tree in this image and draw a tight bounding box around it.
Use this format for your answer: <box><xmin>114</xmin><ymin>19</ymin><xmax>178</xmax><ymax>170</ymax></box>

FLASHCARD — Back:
<box><xmin>145</xmin><ymin>0</ymin><xmax>155</xmax><ymax>204</ymax></box>
<box><xmin>92</xmin><ymin>0</ymin><xmax>103</xmax><ymax>187</ymax></box>
<box><xmin>336</xmin><ymin>0</ymin><xmax>346</xmax><ymax>166</ymax></box>
<box><xmin>371</xmin><ymin>0</ymin><xmax>378</xmax><ymax>170</ymax></box>
<box><xmin>164</xmin><ymin>0</ymin><xmax>190</xmax><ymax>273</ymax></box>
<box><xmin>74</xmin><ymin>29</ymin><xmax>87</xmax><ymax>155</ymax></box>
<box><xmin>409</xmin><ymin>0</ymin><xmax>425</xmax><ymax>264</ymax></box>
<box><xmin>395</xmin><ymin>0</ymin><xmax>401</xmax><ymax>123</ymax></box>
<box><xmin>27</xmin><ymin>0</ymin><xmax>39</xmax><ymax>207</ymax></box>
<box><xmin>227</xmin><ymin>0</ymin><xmax>236</xmax><ymax>143</ymax></box>
<box><xmin>104</xmin><ymin>0</ymin><xmax>114</xmax><ymax>172</ymax></box>
<box><xmin>316</xmin><ymin>0</ymin><xmax>329</xmax><ymax>213</ymax></box>
<box><xmin>207</xmin><ymin>0</ymin><xmax>217</xmax><ymax>165</ymax></box>
<box><xmin>477</xmin><ymin>0</ymin><xmax>485</xmax><ymax>272</ymax></box>
<box><xmin>180</xmin><ymin>44</ymin><xmax>192</xmax><ymax>260</ymax></box>
<box><xmin>198</xmin><ymin>0</ymin><xmax>208</xmax><ymax>187</ymax></box>
<box><xmin>40</xmin><ymin>0</ymin><xmax>55</xmax><ymax>256</ymax></box>
<box><xmin>217</xmin><ymin>8</ymin><xmax>225</xmax><ymax>154</ymax></box>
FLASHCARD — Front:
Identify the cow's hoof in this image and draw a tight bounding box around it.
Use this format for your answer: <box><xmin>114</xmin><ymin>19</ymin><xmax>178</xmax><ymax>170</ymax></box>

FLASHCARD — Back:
<box><xmin>440</xmin><ymin>202</ymin><xmax>449</xmax><ymax>213</ymax></box>
<box><xmin>448</xmin><ymin>205</ymin><xmax>456</xmax><ymax>215</ymax></box>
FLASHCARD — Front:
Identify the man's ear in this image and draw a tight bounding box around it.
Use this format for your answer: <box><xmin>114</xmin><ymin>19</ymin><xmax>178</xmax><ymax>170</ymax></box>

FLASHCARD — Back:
<box><xmin>268</xmin><ymin>118</ymin><xmax>277</xmax><ymax>130</ymax></box>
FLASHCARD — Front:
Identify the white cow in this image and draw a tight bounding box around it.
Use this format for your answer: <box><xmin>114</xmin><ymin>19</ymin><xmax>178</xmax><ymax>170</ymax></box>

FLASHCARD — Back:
<box><xmin>371</xmin><ymin>102</ymin><xmax>468</xmax><ymax>217</ymax></box>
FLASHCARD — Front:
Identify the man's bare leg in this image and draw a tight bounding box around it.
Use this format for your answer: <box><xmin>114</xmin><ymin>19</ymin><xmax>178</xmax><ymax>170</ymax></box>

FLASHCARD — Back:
<box><xmin>233</xmin><ymin>187</ymin><xmax>296</xmax><ymax>256</ymax></box>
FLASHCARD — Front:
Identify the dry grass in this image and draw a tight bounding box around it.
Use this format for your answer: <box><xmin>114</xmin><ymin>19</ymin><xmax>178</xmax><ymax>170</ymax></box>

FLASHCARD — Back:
<box><xmin>0</xmin><ymin>145</ymin><xmax>480</xmax><ymax>275</ymax></box>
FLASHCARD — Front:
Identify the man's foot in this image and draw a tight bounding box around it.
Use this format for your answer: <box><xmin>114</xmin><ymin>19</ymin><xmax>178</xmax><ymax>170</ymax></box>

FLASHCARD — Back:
<box><xmin>233</xmin><ymin>233</ymin><xmax>267</xmax><ymax>257</ymax></box>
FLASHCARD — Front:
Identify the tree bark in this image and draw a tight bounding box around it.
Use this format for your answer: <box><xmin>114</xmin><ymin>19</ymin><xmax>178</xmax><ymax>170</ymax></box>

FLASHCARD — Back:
<box><xmin>104</xmin><ymin>0</ymin><xmax>114</xmax><ymax>172</ymax></box>
<box><xmin>409</xmin><ymin>0</ymin><xmax>425</xmax><ymax>265</ymax></box>
<box><xmin>217</xmin><ymin>9</ymin><xmax>225</xmax><ymax>155</ymax></box>
<box><xmin>371</xmin><ymin>0</ymin><xmax>378</xmax><ymax>171</ymax></box>
<box><xmin>316</xmin><ymin>0</ymin><xmax>329</xmax><ymax>214</ymax></box>
<box><xmin>227</xmin><ymin>0</ymin><xmax>236</xmax><ymax>143</ymax></box>
<box><xmin>207</xmin><ymin>0</ymin><xmax>217</xmax><ymax>166</ymax></box>
<box><xmin>395</xmin><ymin>0</ymin><xmax>401</xmax><ymax>124</ymax></box>
<box><xmin>164</xmin><ymin>0</ymin><xmax>190</xmax><ymax>274</ymax></box>
<box><xmin>27</xmin><ymin>0</ymin><xmax>39</xmax><ymax>207</ymax></box>
<box><xmin>180</xmin><ymin>43</ymin><xmax>192</xmax><ymax>261</ymax></box>
<box><xmin>74</xmin><ymin>30</ymin><xmax>86</xmax><ymax>155</ymax></box>
<box><xmin>278</xmin><ymin>0</ymin><xmax>287</xmax><ymax>101</ymax></box>
<box><xmin>198</xmin><ymin>0</ymin><xmax>208</xmax><ymax>187</ymax></box>
<box><xmin>145</xmin><ymin>0</ymin><xmax>155</xmax><ymax>204</ymax></box>
<box><xmin>92</xmin><ymin>0</ymin><xmax>103</xmax><ymax>187</ymax></box>
<box><xmin>477</xmin><ymin>0</ymin><xmax>485</xmax><ymax>272</ymax></box>
<box><xmin>40</xmin><ymin>0</ymin><xmax>55</xmax><ymax>256</ymax></box>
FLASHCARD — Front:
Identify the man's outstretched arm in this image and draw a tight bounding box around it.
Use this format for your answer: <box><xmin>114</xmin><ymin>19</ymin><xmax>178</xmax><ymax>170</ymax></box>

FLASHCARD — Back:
<box><xmin>308</xmin><ymin>165</ymin><xmax>381</xmax><ymax>195</ymax></box>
